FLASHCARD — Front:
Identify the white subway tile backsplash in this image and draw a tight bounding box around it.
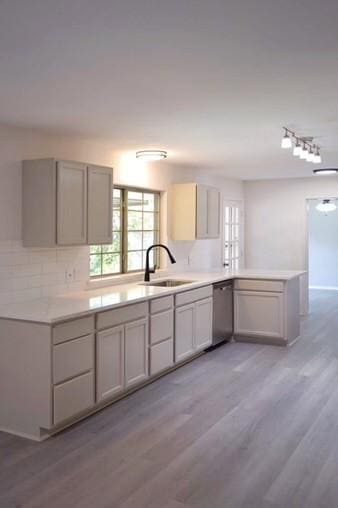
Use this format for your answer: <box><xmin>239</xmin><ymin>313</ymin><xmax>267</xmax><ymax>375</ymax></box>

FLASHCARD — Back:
<box><xmin>0</xmin><ymin>241</ymin><xmax>89</xmax><ymax>304</ymax></box>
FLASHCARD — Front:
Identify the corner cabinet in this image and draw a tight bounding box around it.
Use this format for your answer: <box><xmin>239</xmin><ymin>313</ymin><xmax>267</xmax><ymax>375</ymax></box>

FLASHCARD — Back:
<box><xmin>171</xmin><ymin>183</ymin><xmax>220</xmax><ymax>241</ymax></box>
<box><xmin>233</xmin><ymin>278</ymin><xmax>300</xmax><ymax>346</ymax></box>
<box><xmin>22</xmin><ymin>158</ymin><xmax>113</xmax><ymax>247</ymax></box>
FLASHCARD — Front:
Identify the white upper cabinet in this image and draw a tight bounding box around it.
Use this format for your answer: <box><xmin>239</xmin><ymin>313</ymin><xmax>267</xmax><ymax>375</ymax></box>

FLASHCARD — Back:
<box><xmin>87</xmin><ymin>165</ymin><xmax>113</xmax><ymax>245</ymax></box>
<box><xmin>57</xmin><ymin>161</ymin><xmax>87</xmax><ymax>245</ymax></box>
<box><xmin>22</xmin><ymin>158</ymin><xmax>113</xmax><ymax>247</ymax></box>
<box><xmin>171</xmin><ymin>183</ymin><xmax>220</xmax><ymax>241</ymax></box>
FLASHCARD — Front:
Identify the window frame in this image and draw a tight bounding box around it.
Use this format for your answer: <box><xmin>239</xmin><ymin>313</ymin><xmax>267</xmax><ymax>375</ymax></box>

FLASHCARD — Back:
<box><xmin>90</xmin><ymin>185</ymin><xmax>161</xmax><ymax>279</ymax></box>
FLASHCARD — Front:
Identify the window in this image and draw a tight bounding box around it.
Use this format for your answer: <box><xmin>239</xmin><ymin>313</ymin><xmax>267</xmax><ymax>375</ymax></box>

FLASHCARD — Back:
<box><xmin>90</xmin><ymin>187</ymin><xmax>160</xmax><ymax>277</ymax></box>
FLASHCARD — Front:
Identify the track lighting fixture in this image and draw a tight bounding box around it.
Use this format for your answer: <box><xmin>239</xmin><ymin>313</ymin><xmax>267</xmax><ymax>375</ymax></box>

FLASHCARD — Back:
<box><xmin>281</xmin><ymin>127</ymin><xmax>322</xmax><ymax>166</ymax></box>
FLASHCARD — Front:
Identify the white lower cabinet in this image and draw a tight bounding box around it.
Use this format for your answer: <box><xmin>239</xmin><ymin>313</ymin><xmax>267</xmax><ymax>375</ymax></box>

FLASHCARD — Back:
<box><xmin>234</xmin><ymin>290</ymin><xmax>284</xmax><ymax>339</ymax></box>
<box><xmin>125</xmin><ymin>318</ymin><xmax>149</xmax><ymax>388</ymax></box>
<box><xmin>96</xmin><ymin>317</ymin><xmax>149</xmax><ymax>402</ymax></box>
<box><xmin>150</xmin><ymin>339</ymin><xmax>174</xmax><ymax>376</ymax></box>
<box><xmin>175</xmin><ymin>296</ymin><xmax>213</xmax><ymax>362</ymax></box>
<box><xmin>53</xmin><ymin>371</ymin><xmax>95</xmax><ymax>425</ymax></box>
<box><xmin>175</xmin><ymin>303</ymin><xmax>195</xmax><ymax>362</ymax></box>
<box><xmin>96</xmin><ymin>325</ymin><xmax>124</xmax><ymax>402</ymax></box>
<box><xmin>150</xmin><ymin>306</ymin><xmax>174</xmax><ymax>375</ymax></box>
<box><xmin>195</xmin><ymin>297</ymin><xmax>213</xmax><ymax>351</ymax></box>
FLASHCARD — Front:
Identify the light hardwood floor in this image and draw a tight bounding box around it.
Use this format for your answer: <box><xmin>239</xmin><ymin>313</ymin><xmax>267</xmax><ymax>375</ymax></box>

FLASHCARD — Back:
<box><xmin>2</xmin><ymin>289</ymin><xmax>338</xmax><ymax>508</ymax></box>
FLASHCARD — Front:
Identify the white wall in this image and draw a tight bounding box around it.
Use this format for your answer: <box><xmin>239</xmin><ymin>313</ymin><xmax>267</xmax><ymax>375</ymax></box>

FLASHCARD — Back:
<box><xmin>0</xmin><ymin>124</ymin><xmax>243</xmax><ymax>304</ymax></box>
<box><xmin>308</xmin><ymin>199</ymin><xmax>338</xmax><ymax>289</ymax></box>
<box><xmin>244</xmin><ymin>176</ymin><xmax>338</xmax><ymax>313</ymax></box>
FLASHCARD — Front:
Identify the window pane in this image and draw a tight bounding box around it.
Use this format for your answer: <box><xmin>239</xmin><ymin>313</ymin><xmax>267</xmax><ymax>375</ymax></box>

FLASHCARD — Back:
<box><xmin>90</xmin><ymin>255</ymin><xmax>102</xmax><ymax>276</ymax></box>
<box><xmin>128</xmin><ymin>231</ymin><xmax>142</xmax><ymax>251</ymax></box>
<box><xmin>224</xmin><ymin>206</ymin><xmax>230</xmax><ymax>223</ymax></box>
<box><xmin>143</xmin><ymin>212</ymin><xmax>155</xmax><ymax>230</ymax></box>
<box><xmin>128</xmin><ymin>251</ymin><xmax>142</xmax><ymax>271</ymax></box>
<box><xmin>128</xmin><ymin>191</ymin><xmax>143</xmax><ymax>211</ymax></box>
<box><xmin>143</xmin><ymin>231</ymin><xmax>155</xmax><ymax>250</ymax></box>
<box><xmin>90</xmin><ymin>245</ymin><xmax>101</xmax><ymax>254</ymax></box>
<box><xmin>113</xmin><ymin>210</ymin><xmax>121</xmax><ymax>231</ymax></box>
<box><xmin>143</xmin><ymin>193</ymin><xmax>155</xmax><ymax>212</ymax></box>
<box><xmin>113</xmin><ymin>188</ymin><xmax>121</xmax><ymax>208</ymax></box>
<box><xmin>128</xmin><ymin>211</ymin><xmax>143</xmax><ymax>230</ymax></box>
<box><xmin>102</xmin><ymin>253</ymin><xmax>121</xmax><ymax>275</ymax></box>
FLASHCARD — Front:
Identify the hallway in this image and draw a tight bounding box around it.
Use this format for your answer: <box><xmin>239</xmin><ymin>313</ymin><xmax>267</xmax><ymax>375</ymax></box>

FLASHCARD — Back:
<box><xmin>1</xmin><ymin>290</ymin><xmax>338</xmax><ymax>508</ymax></box>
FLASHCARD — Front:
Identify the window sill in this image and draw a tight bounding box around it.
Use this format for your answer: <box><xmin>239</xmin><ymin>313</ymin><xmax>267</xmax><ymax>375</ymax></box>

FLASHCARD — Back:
<box><xmin>86</xmin><ymin>269</ymin><xmax>168</xmax><ymax>290</ymax></box>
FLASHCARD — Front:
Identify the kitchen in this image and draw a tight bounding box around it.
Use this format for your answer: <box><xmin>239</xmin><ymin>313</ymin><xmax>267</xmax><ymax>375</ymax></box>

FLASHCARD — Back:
<box><xmin>1</xmin><ymin>1</ymin><xmax>338</xmax><ymax>507</ymax></box>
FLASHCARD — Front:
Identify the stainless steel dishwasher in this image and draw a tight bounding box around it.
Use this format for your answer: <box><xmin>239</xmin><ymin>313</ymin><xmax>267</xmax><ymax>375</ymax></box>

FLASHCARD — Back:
<box><xmin>212</xmin><ymin>280</ymin><xmax>233</xmax><ymax>346</ymax></box>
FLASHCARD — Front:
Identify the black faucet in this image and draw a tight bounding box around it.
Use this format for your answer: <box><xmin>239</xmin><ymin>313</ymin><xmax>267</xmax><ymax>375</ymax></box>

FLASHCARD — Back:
<box><xmin>144</xmin><ymin>244</ymin><xmax>176</xmax><ymax>282</ymax></box>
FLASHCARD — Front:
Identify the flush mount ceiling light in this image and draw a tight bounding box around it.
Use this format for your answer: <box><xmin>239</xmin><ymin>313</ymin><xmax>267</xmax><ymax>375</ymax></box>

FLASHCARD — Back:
<box><xmin>136</xmin><ymin>150</ymin><xmax>167</xmax><ymax>161</ymax></box>
<box><xmin>313</xmin><ymin>168</ymin><xmax>338</xmax><ymax>176</ymax></box>
<box><xmin>281</xmin><ymin>127</ymin><xmax>322</xmax><ymax>165</ymax></box>
<box><xmin>316</xmin><ymin>199</ymin><xmax>337</xmax><ymax>213</ymax></box>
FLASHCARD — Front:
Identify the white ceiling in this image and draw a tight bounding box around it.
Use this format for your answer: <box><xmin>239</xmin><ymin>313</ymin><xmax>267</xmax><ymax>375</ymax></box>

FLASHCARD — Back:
<box><xmin>1</xmin><ymin>0</ymin><xmax>338</xmax><ymax>179</ymax></box>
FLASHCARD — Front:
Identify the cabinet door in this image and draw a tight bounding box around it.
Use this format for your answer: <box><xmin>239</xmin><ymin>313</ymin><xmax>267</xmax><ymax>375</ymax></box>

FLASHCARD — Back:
<box><xmin>196</xmin><ymin>185</ymin><xmax>220</xmax><ymax>239</ymax></box>
<box><xmin>175</xmin><ymin>303</ymin><xmax>195</xmax><ymax>362</ymax></box>
<box><xmin>87</xmin><ymin>165</ymin><xmax>113</xmax><ymax>245</ymax></box>
<box><xmin>150</xmin><ymin>309</ymin><xmax>174</xmax><ymax>345</ymax></box>
<box><xmin>207</xmin><ymin>188</ymin><xmax>220</xmax><ymax>238</ymax></box>
<box><xmin>57</xmin><ymin>161</ymin><xmax>87</xmax><ymax>245</ymax></box>
<box><xmin>195</xmin><ymin>297</ymin><xmax>213</xmax><ymax>351</ymax></box>
<box><xmin>125</xmin><ymin>318</ymin><xmax>149</xmax><ymax>388</ymax></box>
<box><xmin>196</xmin><ymin>185</ymin><xmax>208</xmax><ymax>238</ymax></box>
<box><xmin>234</xmin><ymin>290</ymin><xmax>284</xmax><ymax>339</ymax></box>
<box><xmin>96</xmin><ymin>325</ymin><xmax>124</xmax><ymax>402</ymax></box>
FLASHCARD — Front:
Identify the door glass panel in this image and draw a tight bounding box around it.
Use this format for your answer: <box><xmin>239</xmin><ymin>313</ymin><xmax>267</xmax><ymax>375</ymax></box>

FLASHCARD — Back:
<box><xmin>223</xmin><ymin>202</ymin><xmax>242</xmax><ymax>269</ymax></box>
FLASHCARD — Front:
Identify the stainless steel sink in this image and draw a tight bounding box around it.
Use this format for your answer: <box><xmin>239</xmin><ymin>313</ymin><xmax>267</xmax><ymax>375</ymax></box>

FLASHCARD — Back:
<box><xmin>142</xmin><ymin>279</ymin><xmax>195</xmax><ymax>287</ymax></box>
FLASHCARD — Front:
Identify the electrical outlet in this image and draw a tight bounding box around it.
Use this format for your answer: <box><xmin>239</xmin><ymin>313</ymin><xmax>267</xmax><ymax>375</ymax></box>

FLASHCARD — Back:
<box><xmin>65</xmin><ymin>268</ymin><xmax>75</xmax><ymax>283</ymax></box>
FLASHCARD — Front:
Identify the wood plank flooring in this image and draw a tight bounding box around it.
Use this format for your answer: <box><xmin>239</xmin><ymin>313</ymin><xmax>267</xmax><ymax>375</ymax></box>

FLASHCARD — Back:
<box><xmin>2</xmin><ymin>289</ymin><xmax>338</xmax><ymax>507</ymax></box>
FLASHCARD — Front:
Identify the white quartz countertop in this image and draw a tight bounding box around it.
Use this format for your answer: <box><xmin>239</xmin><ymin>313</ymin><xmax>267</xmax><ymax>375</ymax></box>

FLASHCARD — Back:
<box><xmin>0</xmin><ymin>269</ymin><xmax>305</xmax><ymax>325</ymax></box>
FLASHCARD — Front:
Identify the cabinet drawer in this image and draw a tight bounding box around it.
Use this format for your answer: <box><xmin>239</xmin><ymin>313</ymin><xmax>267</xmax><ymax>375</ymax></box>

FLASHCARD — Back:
<box><xmin>234</xmin><ymin>279</ymin><xmax>284</xmax><ymax>292</ymax></box>
<box><xmin>175</xmin><ymin>285</ymin><xmax>212</xmax><ymax>307</ymax></box>
<box><xmin>53</xmin><ymin>315</ymin><xmax>94</xmax><ymax>344</ymax></box>
<box><xmin>97</xmin><ymin>302</ymin><xmax>148</xmax><ymax>330</ymax></box>
<box><xmin>150</xmin><ymin>339</ymin><xmax>174</xmax><ymax>376</ymax></box>
<box><xmin>53</xmin><ymin>371</ymin><xmax>94</xmax><ymax>425</ymax></box>
<box><xmin>53</xmin><ymin>334</ymin><xmax>94</xmax><ymax>385</ymax></box>
<box><xmin>150</xmin><ymin>295</ymin><xmax>173</xmax><ymax>314</ymax></box>
<box><xmin>150</xmin><ymin>309</ymin><xmax>174</xmax><ymax>345</ymax></box>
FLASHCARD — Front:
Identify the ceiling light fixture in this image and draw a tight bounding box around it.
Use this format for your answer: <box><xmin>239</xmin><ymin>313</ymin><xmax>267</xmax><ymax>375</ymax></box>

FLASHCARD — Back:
<box><xmin>281</xmin><ymin>128</ymin><xmax>292</xmax><ymax>149</ymax></box>
<box><xmin>306</xmin><ymin>147</ymin><xmax>314</xmax><ymax>162</ymax></box>
<box><xmin>316</xmin><ymin>199</ymin><xmax>337</xmax><ymax>213</ymax></box>
<box><xmin>281</xmin><ymin>127</ymin><xmax>322</xmax><ymax>166</ymax></box>
<box><xmin>293</xmin><ymin>138</ymin><xmax>302</xmax><ymax>157</ymax></box>
<box><xmin>299</xmin><ymin>142</ymin><xmax>308</xmax><ymax>160</ymax></box>
<box><xmin>313</xmin><ymin>168</ymin><xmax>338</xmax><ymax>176</ymax></box>
<box><xmin>136</xmin><ymin>150</ymin><xmax>167</xmax><ymax>161</ymax></box>
<box><xmin>313</xmin><ymin>146</ymin><xmax>322</xmax><ymax>164</ymax></box>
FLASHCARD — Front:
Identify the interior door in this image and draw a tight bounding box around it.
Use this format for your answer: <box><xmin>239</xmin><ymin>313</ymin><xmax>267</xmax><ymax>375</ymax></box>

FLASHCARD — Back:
<box><xmin>223</xmin><ymin>200</ymin><xmax>244</xmax><ymax>269</ymax></box>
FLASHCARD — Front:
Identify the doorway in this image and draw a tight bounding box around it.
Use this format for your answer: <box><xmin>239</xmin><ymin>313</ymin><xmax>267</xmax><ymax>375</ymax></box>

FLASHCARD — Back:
<box><xmin>307</xmin><ymin>197</ymin><xmax>338</xmax><ymax>290</ymax></box>
<box><xmin>222</xmin><ymin>200</ymin><xmax>244</xmax><ymax>269</ymax></box>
